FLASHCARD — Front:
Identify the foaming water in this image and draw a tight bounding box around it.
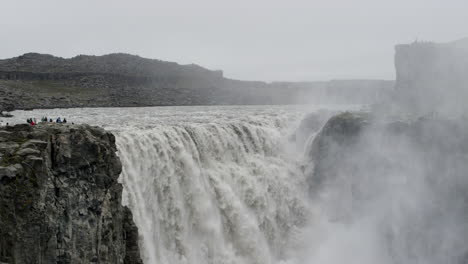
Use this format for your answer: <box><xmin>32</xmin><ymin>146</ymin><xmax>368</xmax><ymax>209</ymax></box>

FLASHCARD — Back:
<box><xmin>4</xmin><ymin>104</ymin><xmax>361</xmax><ymax>131</ymax></box>
<box><xmin>5</xmin><ymin>104</ymin><xmax>363</xmax><ymax>264</ymax></box>
<box><xmin>5</xmin><ymin>104</ymin><xmax>467</xmax><ymax>263</ymax></box>
<box><xmin>116</xmin><ymin>119</ymin><xmax>308</xmax><ymax>263</ymax></box>
<box><xmin>109</xmin><ymin>106</ymin><xmax>313</xmax><ymax>264</ymax></box>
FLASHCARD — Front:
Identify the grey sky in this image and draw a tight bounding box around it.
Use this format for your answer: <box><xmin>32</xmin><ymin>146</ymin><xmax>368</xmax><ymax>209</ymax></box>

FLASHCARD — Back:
<box><xmin>1</xmin><ymin>0</ymin><xmax>467</xmax><ymax>82</ymax></box>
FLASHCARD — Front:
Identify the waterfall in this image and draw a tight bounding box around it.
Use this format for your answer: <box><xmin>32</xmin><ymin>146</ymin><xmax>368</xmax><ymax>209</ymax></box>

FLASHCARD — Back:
<box><xmin>5</xmin><ymin>104</ymin><xmax>361</xmax><ymax>263</ymax></box>
<box><xmin>116</xmin><ymin>117</ymin><xmax>310</xmax><ymax>264</ymax></box>
<box><xmin>7</xmin><ymin>105</ymin><xmax>466</xmax><ymax>263</ymax></box>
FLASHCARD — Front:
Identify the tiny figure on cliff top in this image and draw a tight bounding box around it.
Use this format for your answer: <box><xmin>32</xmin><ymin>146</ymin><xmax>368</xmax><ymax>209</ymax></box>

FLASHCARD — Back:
<box><xmin>27</xmin><ymin>118</ymin><xmax>36</xmax><ymax>126</ymax></box>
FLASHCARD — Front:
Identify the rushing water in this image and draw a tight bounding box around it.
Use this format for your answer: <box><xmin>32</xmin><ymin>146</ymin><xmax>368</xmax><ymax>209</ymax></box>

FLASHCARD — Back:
<box><xmin>5</xmin><ymin>104</ymin><xmax>468</xmax><ymax>263</ymax></box>
<box><xmin>5</xmin><ymin>105</ymin><xmax>360</xmax><ymax>263</ymax></box>
<box><xmin>7</xmin><ymin>104</ymin><xmax>383</xmax><ymax>264</ymax></box>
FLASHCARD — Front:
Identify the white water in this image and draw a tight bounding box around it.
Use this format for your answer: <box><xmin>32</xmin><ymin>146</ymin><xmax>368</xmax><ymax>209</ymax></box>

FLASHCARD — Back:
<box><xmin>116</xmin><ymin>116</ymin><xmax>308</xmax><ymax>264</ymax></box>
<box><xmin>5</xmin><ymin>104</ymin><xmax>468</xmax><ymax>263</ymax></box>
<box><xmin>5</xmin><ymin>104</ymin><xmax>363</xmax><ymax>264</ymax></box>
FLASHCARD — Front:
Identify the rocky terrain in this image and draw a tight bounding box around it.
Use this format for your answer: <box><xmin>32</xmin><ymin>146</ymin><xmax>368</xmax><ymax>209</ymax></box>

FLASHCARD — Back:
<box><xmin>307</xmin><ymin>111</ymin><xmax>468</xmax><ymax>199</ymax></box>
<box><xmin>0</xmin><ymin>123</ymin><xmax>142</xmax><ymax>264</ymax></box>
<box><xmin>0</xmin><ymin>53</ymin><xmax>393</xmax><ymax>112</ymax></box>
<box><xmin>302</xmin><ymin>111</ymin><xmax>468</xmax><ymax>262</ymax></box>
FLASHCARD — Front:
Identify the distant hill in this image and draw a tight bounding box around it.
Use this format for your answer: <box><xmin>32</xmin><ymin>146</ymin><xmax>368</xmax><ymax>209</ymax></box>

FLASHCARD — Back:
<box><xmin>0</xmin><ymin>53</ymin><xmax>393</xmax><ymax>111</ymax></box>
<box><xmin>0</xmin><ymin>53</ymin><xmax>223</xmax><ymax>78</ymax></box>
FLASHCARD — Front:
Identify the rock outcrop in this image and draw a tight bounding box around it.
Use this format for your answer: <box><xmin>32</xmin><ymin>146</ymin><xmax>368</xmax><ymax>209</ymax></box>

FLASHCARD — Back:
<box><xmin>0</xmin><ymin>123</ymin><xmax>142</xmax><ymax>264</ymax></box>
<box><xmin>306</xmin><ymin>112</ymin><xmax>468</xmax><ymax>194</ymax></box>
<box><xmin>303</xmin><ymin>112</ymin><xmax>468</xmax><ymax>262</ymax></box>
<box><xmin>305</xmin><ymin>112</ymin><xmax>369</xmax><ymax>192</ymax></box>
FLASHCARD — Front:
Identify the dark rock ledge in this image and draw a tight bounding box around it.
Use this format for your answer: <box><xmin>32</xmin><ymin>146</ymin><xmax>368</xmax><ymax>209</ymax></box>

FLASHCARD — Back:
<box><xmin>0</xmin><ymin>123</ymin><xmax>142</xmax><ymax>264</ymax></box>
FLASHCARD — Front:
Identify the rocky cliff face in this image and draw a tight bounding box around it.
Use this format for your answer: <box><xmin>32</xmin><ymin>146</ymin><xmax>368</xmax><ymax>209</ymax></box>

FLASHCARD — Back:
<box><xmin>304</xmin><ymin>112</ymin><xmax>468</xmax><ymax>262</ymax></box>
<box><xmin>305</xmin><ymin>112</ymin><xmax>369</xmax><ymax>193</ymax></box>
<box><xmin>0</xmin><ymin>123</ymin><xmax>142</xmax><ymax>264</ymax></box>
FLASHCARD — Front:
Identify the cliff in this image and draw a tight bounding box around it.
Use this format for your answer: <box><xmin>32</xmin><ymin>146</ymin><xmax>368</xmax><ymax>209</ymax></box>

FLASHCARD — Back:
<box><xmin>0</xmin><ymin>53</ymin><xmax>225</xmax><ymax>109</ymax></box>
<box><xmin>0</xmin><ymin>123</ymin><xmax>142</xmax><ymax>264</ymax></box>
<box><xmin>305</xmin><ymin>112</ymin><xmax>369</xmax><ymax>192</ymax></box>
<box><xmin>394</xmin><ymin>38</ymin><xmax>468</xmax><ymax>115</ymax></box>
<box><xmin>303</xmin><ymin>112</ymin><xmax>468</xmax><ymax>262</ymax></box>
<box><xmin>307</xmin><ymin>112</ymin><xmax>468</xmax><ymax>195</ymax></box>
<box><xmin>0</xmin><ymin>53</ymin><xmax>392</xmax><ymax>110</ymax></box>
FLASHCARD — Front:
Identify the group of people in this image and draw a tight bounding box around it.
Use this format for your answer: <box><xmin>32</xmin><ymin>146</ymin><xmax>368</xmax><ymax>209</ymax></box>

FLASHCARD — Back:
<box><xmin>27</xmin><ymin>116</ymin><xmax>68</xmax><ymax>125</ymax></box>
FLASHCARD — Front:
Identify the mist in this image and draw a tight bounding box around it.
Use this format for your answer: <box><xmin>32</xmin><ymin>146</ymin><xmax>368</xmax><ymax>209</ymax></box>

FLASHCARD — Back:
<box><xmin>1</xmin><ymin>2</ymin><xmax>468</xmax><ymax>264</ymax></box>
<box><xmin>392</xmin><ymin>38</ymin><xmax>468</xmax><ymax>116</ymax></box>
<box><xmin>291</xmin><ymin>37</ymin><xmax>468</xmax><ymax>263</ymax></box>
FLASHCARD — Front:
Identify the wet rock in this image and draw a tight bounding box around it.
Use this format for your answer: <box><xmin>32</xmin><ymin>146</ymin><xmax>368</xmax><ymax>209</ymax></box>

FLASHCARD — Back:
<box><xmin>0</xmin><ymin>123</ymin><xmax>142</xmax><ymax>264</ymax></box>
<box><xmin>305</xmin><ymin>112</ymin><xmax>369</xmax><ymax>191</ymax></box>
<box><xmin>123</xmin><ymin>207</ymin><xmax>143</xmax><ymax>264</ymax></box>
<box><xmin>0</xmin><ymin>142</ymin><xmax>19</xmax><ymax>151</ymax></box>
<box><xmin>0</xmin><ymin>131</ymin><xmax>11</xmax><ymax>137</ymax></box>
<box><xmin>303</xmin><ymin>111</ymin><xmax>468</xmax><ymax>262</ymax></box>
<box><xmin>0</xmin><ymin>164</ymin><xmax>21</xmax><ymax>181</ymax></box>
<box><xmin>15</xmin><ymin>148</ymin><xmax>40</xmax><ymax>156</ymax></box>
<box><xmin>20</xmin><ymin>139</ymin><xmax>47</xmax><ymax>149</ymax></box>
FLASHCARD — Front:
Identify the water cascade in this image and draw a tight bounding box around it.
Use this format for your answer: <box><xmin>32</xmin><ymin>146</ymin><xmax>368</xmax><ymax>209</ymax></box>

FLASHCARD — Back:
<box><xmin>116</xmin><ymin>116</ymin><xmax>311</xmax><ymax>264</ymax></box>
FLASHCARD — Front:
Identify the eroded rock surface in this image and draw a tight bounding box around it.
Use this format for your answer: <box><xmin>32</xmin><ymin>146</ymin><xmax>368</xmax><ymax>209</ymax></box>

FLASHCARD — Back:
<box><xmin>0</xmin><ymin>123</ymin><xmax>142</xmax><ymax>264</ymax></box>
<box><xmin>303</xmin><ymin>112</ymin><xmax>468</xmax><ymax>263</ymax></box>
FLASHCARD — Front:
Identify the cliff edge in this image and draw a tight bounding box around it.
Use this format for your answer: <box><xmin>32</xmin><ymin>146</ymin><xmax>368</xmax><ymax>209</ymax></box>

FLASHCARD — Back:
<box><xmin>0</xmin><ymin>123</ymin><xmax>142</xmax><ymax>264</ymax></box>
<box><xmin>302</xmin><ymin>112</ymin><xmax>468</xmax><ymax>262</ymax></box>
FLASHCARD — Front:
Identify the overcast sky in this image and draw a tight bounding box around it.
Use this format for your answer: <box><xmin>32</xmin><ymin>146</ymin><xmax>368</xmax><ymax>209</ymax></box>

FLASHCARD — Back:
<box><xmin>1</xmin><ymin>0</ymin><xmax>467</xmax><ymax>82</ymax></box>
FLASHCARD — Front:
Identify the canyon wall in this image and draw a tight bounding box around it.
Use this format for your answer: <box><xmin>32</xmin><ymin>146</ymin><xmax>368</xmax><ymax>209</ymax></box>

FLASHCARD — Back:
<box><xmin>0</xmin><ymin>123</ymin><xmax>142</xmax><ymax>264</ymax></box>
<box><xmin>303</xmin><ymin>112</ymin><xmax>468</xmax><ymax>263</ymax></box>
